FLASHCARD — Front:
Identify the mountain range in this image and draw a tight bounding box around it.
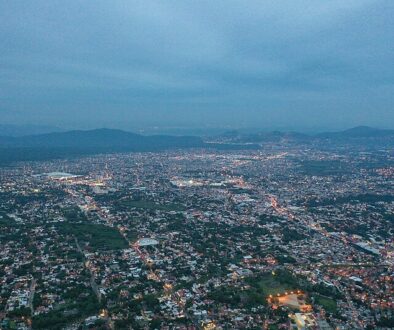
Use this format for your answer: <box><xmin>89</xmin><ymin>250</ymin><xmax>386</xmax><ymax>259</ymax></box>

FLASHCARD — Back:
<box><xmin>218</xmin><ymin>126</ymin><xmax>394</xmax><ymax>143</ymax></box>
<box><xmin>0</xmin><ymin>126</ymin><xmax>392</xmax><ymax>165</ymax></box>
<box><xmin>317</xmin><ymin>126</ymin><xmax>394</xmax><ymax>138</ymax></box>
<box><xmin>0</xmin><ymin>128</ymin><xmax>203</xmax><ymax>149</ymax></box>
<box><xmin>0</xmin><ymin>129</ymin><xmax>206</xmax><ymax>165</ymax></box>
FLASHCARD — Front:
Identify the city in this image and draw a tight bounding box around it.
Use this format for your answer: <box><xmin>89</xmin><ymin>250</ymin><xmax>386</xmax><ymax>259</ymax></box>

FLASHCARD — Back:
<box><xmin>1</xmin><ymin>140</ymin><xmax>393</xmax><ymax>329</ymax></box>
<box><xmin>1</xmin><ymin>1</ymin><xmax>393</xmax><ymax>329</ymax></box>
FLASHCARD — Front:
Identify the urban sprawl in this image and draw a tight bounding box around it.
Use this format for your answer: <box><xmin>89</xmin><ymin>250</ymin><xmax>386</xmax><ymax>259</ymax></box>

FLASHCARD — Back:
<box><xmin>0</xmin><ymin>143</ymin><xmax>393</xmax><ymax>329</ymax></box>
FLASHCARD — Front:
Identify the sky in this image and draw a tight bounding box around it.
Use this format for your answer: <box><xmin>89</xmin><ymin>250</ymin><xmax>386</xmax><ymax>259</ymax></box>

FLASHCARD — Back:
<box><xmin>1</xmin><ymin>0</ymin><xmax>393</xmax><ymax>132</ymax></box>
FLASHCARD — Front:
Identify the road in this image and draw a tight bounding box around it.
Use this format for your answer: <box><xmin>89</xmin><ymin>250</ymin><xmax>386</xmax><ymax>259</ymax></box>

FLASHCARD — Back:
<box><xmin>74</xmin><ymin>236</ymin><xmax>101</xmax><ymax>303</ymax></box>
<box><xmin>29</xmin><ymin>278</ymin><xmax>36</xmax><ymax>315</ymax></box>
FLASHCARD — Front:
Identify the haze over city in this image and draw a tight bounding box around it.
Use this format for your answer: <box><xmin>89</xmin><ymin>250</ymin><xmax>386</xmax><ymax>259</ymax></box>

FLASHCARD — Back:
<box><xmin>1</xmin><ymin>1</ymin><xmax>394</xmax><ymax>132</ymax></box>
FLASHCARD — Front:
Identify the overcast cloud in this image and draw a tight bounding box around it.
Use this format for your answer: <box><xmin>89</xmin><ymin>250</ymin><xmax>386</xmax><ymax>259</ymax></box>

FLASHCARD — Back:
<box><xmin>0</xmin><ymin>1</ymin><xmax>393</xmax><ymax>131</ymax></box>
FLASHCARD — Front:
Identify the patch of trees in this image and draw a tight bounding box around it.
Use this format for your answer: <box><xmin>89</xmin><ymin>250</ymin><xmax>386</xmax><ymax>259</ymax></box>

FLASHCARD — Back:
<box><xmin>282</xmin><ymin>227</ymin><xmax>307</xmax><ymax>243</ymax></box>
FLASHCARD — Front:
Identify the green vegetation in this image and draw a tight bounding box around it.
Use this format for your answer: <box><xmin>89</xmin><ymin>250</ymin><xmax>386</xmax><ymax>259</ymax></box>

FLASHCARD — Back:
<box><xmin>166</xmin><ymin>214</ymin><xmax>187</xmax><ymax>231</ymax></box>
<box><xmin>117</xmin><ymin>199</ymin><xmax>185</xmax><ymax>211</ymax></box>
<box><xmin>300</xmin><ymin>160</ymin><xmax>350</xmax><ymax>176</ymax></box>
<box><xmin>62</xmin><ymin>206</ymin><xmax>88</xmax><ymax>222</ymax></box>
<box><xmin>56</xmin><ymin>223</ymin><xmax>128</xmax><ymax>251</ymax></box>
<box><xmin>259</xmin><ymin>214</ymin><xmax>285</xmax><ymax>224</ymax></box>
<box><xmin>124</xmin><ymin>228</ymin><xmax>139</xmax><ymax>243</ymax></box>
<box><xmin>32</xmin><ymin>291</ymin><xmax>100</xmax><ymax>329</ymax></box>
<box><xmin>344</xmin><ymin>224</ymin><xmax>369</xmax><ymax>237</ymax></box>
<box><xmin>376</xmin><ymin>317</ymin><xmax>394</xmax><ymax>328</ymax></box>
<box><xmin>311</xmin><ymin>283</ymin><xmax>343</xmax><ymax>300</ymax></box>
<box><xmin>58</xmin><ymin>205</ymin><xmax>128</xmax><ymax>250</ymax></box>
<box><xmin>314</xmin><ymin>295</ymin><xmax>337</xmax><ymax>313</ymax></box>
<box><xmin>276</xmin><ymin>254</ymin><xmax>297</xmax><ymax>264</ymax></box>
<box><xmin>7</xmin><ymin>307</ymin><xmax>31</xmax><ymax>319</ymax></box>
<box><xmin>384</xmin><ymin>213</ymin><xmax>394</xmax><ymax>223</ymax></box>
<box><xmin>306</xmin><ymin>194</ymin><xmax>394</xmax><ymax>207</ymax></box>
<box><xmin>229</xmin><ymin>225</ymin><xmax>269</xmax><ymax>236</ymax></box>
<box><xmin>0</xmin><ymin>212</ymin><xmax>15</xmax><ymax>228</ymax></box>
<box><xmin>282</xmin><ymin>227</ymin><xmax>307</xmax><ymax>243</ymax></box>
<box><xmin>208</xmin><ymin>286</ymin><xmax>266</xmax><ymax>308</ymax></box>
<box><xmin>246</xmin><ymin>271</ymin><xmax>298</xmax><ymax>297</ymax></box>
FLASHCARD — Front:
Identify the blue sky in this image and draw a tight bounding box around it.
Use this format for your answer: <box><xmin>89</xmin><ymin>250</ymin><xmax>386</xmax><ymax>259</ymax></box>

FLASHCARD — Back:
<box><xmin>1</xmin><ymin>1</ymin><xmax>393</xmax><ymax>131</ymax></box>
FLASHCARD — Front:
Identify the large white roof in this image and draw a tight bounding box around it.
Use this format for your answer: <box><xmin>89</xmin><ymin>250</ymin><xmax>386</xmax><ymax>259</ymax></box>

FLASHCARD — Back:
<box><xmin>137</xmin><ymin>238</ymin><xmax>159</xmax><ymax>246</ymax></box>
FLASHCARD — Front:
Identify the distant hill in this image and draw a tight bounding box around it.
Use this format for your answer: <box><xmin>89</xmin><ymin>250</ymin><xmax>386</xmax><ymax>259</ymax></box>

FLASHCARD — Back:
<box><xmin>0</xmin><ymin>128</ymin><xmax>260</xmax><ymax>165</ymax></box>
<box><xmin>217</xmin><ymin>130</ymin><xmax>306</xmax><ymax>143</ymax></box>
<box><xmin>0</xmin><ymin>126</ymin><xmax>392</xmax><ymax>165</ymax></box>
<box><xmin>0</xmin><ymin>128</ymin><xmax>203</xmax><ymax>149</ymax></box>
<box><xmin>317</xmin><ymin>126</ymin><xmax>394</xmax><ymax>139</ymax></box>
<box><xmin>0</xmin><ymin>128</ymin><xmax>205</xmax><ymax>164</ymax></box>
<box><xmin>217</xmin><ymin>126</ymin><xmax>394</xmax><ymax>143</ymax></box>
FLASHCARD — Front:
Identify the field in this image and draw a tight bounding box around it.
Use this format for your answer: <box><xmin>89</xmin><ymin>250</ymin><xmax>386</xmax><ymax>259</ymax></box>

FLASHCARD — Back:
<box><xmin>57</xmin><ymin>222</ymin><xmax>128</xmax><ymax>251</ymax></box>
<box><xmin>255</xmin><ymin>275</ymin><xmax>296</xmax><ymax>296</ymax></box>
<box><xmin>246</xmin><ymin>272</ymin><xmax>297</xmax><ymax>297</ymax></box>
<box><xmin>314</xmin><ymin>295</ymin><xmax>337</xmax><ymax>313</ymax></box>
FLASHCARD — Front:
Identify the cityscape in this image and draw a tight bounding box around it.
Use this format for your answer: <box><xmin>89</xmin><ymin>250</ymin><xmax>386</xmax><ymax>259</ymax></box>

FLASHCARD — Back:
<box><xmin>1</xmin><ymin>1</ymin><xmax>394</xmax><ymax>329</ymax></box>
<box><xmin>0</xmin><ymin>135</ymin><xmax>393</xmax><ymax>329</ymax></box>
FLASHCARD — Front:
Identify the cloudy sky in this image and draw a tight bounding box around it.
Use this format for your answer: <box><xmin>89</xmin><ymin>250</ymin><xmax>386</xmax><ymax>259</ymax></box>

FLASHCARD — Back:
<box><xmin>1</xmin><ymin>1</ymin><xmax>393</xmax><ymax>131</ymax></box>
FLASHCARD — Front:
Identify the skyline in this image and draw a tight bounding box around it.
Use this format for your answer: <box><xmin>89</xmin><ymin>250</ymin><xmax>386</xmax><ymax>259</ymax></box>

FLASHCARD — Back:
<box><xmin>1</xmin><ymin>1</ymin><xmax>394</xmax><ymax>130</ymax></box>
